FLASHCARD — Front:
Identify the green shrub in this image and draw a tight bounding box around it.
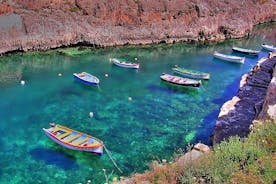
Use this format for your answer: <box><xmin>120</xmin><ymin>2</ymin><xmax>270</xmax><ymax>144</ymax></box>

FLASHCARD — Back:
<box><xmin>179</xmin><ymin>121</ymin><xmax>276</xmax><ymax>184</ymax></box>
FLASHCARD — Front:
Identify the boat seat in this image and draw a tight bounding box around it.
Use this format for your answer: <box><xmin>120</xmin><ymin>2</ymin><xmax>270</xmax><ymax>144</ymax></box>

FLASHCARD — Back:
<box><xmin>72</xmin><ymin>136</ymin><xmax>90</xmax><ymax>146</ymax></box>
<box><xmin>63</xmin><ymin>132</ymin><xmax>81</xmax><ymax>143</ymax></box>
<box><xmin>57</xmin><ymin>131</ymin><xmax>71</xmax><ymax>139</ymax></box>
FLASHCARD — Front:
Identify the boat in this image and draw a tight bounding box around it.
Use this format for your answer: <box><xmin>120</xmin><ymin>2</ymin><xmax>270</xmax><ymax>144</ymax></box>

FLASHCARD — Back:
<box><xmin>261</xmin><ymin>44</ymin><xmax>276</xmax><ymax>52</ymax></box>
<box><xmin>213</xmin><ymin>51</ymin><xmax>245</xmax><ymax>64</ymax></box>
<box><xmin>160</xmin><ymin>73</ymin><xmax>201</xmax><ymax>88</ymax></box>
<box><xmin>73</xmin><ymin>72</ymin><xmax>99</xmax><ymax>86</ymax></box>
<box><xmin>43</xmin><ymin>123</ymin><xmax>104</xmax><ymax>155</ymax></box>
<box><xmin>110</xmin><ymin>58</ymin><xmax>139</xmax><ymax>69</ymax></box>
<box><xmin>232</xmin><ymin>46</ymin><xmax>259</xmax><ymax>56</ymax></box>
<box><xmin>172</xmin><ymin>66</ymin><xmax>210</xmax><ymax>80</ymax></box>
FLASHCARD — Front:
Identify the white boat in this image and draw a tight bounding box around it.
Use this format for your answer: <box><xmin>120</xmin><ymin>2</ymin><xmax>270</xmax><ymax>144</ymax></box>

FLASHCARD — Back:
<box><xmin>213</xmin><ymin>51</ymin><xmax>245</xmax><ymax>64</ymax></box>
<box><xmin>73</xmin><ymin>72</ymin><xmax>100</xmax><ymax>86</ymax></box>
<box><xmin>232</xmin><ymin>46</ymin><xmax>259</xmax><ymax>56</ymax></box>
<box><xmin>160</xmin><ymin>73</ymin><xmax>201</xmax><ymax>88</ymax></box>
<box><xmin>261</xmin><ymin>44</ymin><xmax>276</xmax><ymax>52</ymax></box>
<box><xmin>172</xmin><ymin>66</ymin><xmax>210</xmax><ymax>80</ymax></box>
<box><xmin>110</xmin><ymin>58</ymin><xmax>139</xmax><ymax>69</ymax></box>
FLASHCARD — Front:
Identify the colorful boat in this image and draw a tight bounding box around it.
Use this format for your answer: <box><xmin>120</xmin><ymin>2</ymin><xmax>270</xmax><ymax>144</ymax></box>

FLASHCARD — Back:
<box><xmin>261</xmin><ymin>44</ymin><xmax>276</xmax><ymax>52</ymax></box>
<box><xmin>160</xmin><ymin>73</ymin><xmax>201</xmax><ymax>88</ymax></box>
<box><xmin>213</xmin><ymin>51</ymin><xmax>245</xmax><ymax>64</ymax></box>
<box><xmin>43</xmin><ymin>123</ymin><xmax>104</xmax><ymax>155</ymax></box>
<box><xmin>110</xmin><ymin>58</ymin><xmax>140</xmax><ymax>69</ymax></box>
<box><xmin>73</xmin><ymin>72</ymin><xmax>99</xmax><ymax>86</ymax></box>
<box><xmin>232</xmin><ymin>46</ymin><xmax>259</xmax><ymax>56</ymax></box>
<box><xmin>172</xmin><ymin>66</ymin><xmax>210</xmax><ymax>80</ymax></box>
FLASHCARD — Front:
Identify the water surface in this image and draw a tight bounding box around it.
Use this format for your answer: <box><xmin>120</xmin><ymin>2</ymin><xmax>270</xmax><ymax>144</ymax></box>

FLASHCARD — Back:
<box><xmin>0</xmin><ymin>23</ymin><xmax>275</xmax><ymax>183</ymax></box>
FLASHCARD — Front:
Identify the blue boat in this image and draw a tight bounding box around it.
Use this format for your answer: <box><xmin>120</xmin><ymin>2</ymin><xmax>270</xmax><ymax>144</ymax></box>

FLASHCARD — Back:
<box><xmin>73</xmin><ymin>72</ymin><xmax>100</xmax><ymax>86</ymax></box>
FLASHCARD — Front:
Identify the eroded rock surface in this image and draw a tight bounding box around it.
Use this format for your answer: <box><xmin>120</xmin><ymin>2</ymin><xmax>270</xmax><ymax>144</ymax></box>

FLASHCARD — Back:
<box><xmin>0</xmin><ymin>0</ymin><xmax>275</xmax><ymax>54</ymax></box>
<box><xmin>213</xmin><ymin>55</ymin><xmax>276</xmax><ymax>144</ymax></box>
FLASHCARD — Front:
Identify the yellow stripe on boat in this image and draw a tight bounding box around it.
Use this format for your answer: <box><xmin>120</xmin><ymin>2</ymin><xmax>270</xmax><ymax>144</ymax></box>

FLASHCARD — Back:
<box><xmin>72</xmin><ymin>136</ymin><xmax>90</xmax><ymax>146</ymax></box>
<box><xmin>64</xmin><ymin>133</ymin><xmax>82</xmax><ymax>143</ymax></box>
<box><xmin>57</xmin><ymin>131</ymin><xmax>71</xmax><ymax>139</ymax></box>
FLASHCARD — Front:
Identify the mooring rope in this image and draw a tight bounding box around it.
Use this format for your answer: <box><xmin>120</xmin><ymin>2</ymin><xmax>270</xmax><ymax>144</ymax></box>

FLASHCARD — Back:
<box><xmin>103</xmin><ymin>144</ymin><xmax>123</xmax><ymax>173</ymax></box>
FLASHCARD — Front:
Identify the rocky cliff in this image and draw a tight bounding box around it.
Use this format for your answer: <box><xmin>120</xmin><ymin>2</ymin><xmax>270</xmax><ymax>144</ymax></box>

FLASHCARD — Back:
<box><xmin>0</xmin><ymin>0</ymin><xmax>275</xmax><ymax>55</ymax></box>
<box><xmin>212</xmin><ymin>54</ymin><xmax>276</xmax><ymax>144</ymax></box>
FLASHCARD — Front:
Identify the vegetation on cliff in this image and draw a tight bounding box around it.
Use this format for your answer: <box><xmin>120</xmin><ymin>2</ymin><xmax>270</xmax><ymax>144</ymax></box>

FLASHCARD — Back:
<box><xmin>123</xmin><ymin>121</ymin><xmax>275</xmax><ymax>184</ymax></box>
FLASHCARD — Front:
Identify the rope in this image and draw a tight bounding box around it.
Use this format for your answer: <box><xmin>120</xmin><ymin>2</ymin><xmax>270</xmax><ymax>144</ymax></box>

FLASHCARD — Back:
<box><xmin>103</xmin><ymin>144</ymin><xmax>123</xmax><ymax>173</ymax></box>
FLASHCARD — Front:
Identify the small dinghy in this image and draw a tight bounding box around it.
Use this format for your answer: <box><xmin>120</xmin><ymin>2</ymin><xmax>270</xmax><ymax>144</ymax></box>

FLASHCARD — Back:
<box><xmin>110</xmin><ymin>58</ymin><xmax>139</xmax><ymax>69</ymax></box>
<box><xmin>213</xmin><ymin>51</ymin><xmax>245</xmax><ymax>64</ymax></box>
<box><xmin>73</xmin><ymin>72</ymin><xmax>99</xmax><ymax>86</ymax></box>
<box><xmin>261</xmin><ymin>44</ymin><xmax>276</xmax><ymax>52</ymax></box>
<box><xmin>160</xmin><ymin>73</ymin><xmax>201</xmax><ymax>88</ymax></box>
<box><xmin>43</xmin><ymin>123</ymin><xmax>103</xmax><ymax>155</ymax></box>
<box><xmin>172</xmin><ymin>66</ymin><xmax>210</xmax><ymax>80</ymax></box>
<box><xmin>232</xmin><ymin>46</ymin><xmax>259</xmax><ymax>56</ymax></box>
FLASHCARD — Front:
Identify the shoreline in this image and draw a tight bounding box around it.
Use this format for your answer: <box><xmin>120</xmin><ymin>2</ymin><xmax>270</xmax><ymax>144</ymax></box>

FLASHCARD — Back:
<box><xmin>212</xmin><ymin>54</ymin><xmax>276</xmax><ymax>144</ymax></box>
<box><xmin>0</xmin><ymin>1</ymin><xmax>275</xmax><ymax>55</ymax></box>
<box><xmin>0</xmin><ymin>21</ymin><xmax>275</xmax><ymax>57</ymax></box>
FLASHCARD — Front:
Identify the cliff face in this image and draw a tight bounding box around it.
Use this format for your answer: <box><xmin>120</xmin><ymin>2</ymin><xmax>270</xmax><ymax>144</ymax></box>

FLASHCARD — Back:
<box><xmin>0</xmin><ymin>0</ymin><xmax>275</xmax><ymax>54</ymax></box>
<box><xmin>212</xmin><ymin>55</ymin><xmax>276</xmax><ymax>144</ymax></box>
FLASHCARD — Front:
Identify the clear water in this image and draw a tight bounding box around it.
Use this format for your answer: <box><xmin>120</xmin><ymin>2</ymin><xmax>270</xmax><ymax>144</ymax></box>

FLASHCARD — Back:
<box><xmin>0</xmin><ymin>23</ymin><xmax>275</xmax><ymax>184</ymax></box>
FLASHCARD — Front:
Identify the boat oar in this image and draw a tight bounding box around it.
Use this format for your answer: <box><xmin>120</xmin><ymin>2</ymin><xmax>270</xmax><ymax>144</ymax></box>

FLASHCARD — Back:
<box><xmin>103</xmin><ymin>144</ymin><xmax>123</xmax><ymax>173</ymax></box>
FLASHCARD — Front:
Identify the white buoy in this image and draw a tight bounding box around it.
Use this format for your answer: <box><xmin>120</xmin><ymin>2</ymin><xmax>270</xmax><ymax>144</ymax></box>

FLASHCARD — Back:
<box><xmin>128</xmin><ymin>97</ymin><xmax>132</xmax><ymax>101</ymax></box>
<box><xmin>20</xmin><ymin>80</ymin><xmax>25</xmax><ymax>85</ymax></box>
<box><xmin>89</xmin><ymin>112</ymin><xmax>94</xmax><ymax>118</ymax></box>
<box><xmin>134</xmin><ymin>57</ymin><xmax>138</xmax><ymax>60</ymax></box>
<box><xmin>58</xmin><ymin>73</ymin><xmax>62</xmax><ymax>77</ymax></box>
<box><xmin>105</xmin><ymin>74</ymin><xmax>109</xmax><ymax>77</ymax></box>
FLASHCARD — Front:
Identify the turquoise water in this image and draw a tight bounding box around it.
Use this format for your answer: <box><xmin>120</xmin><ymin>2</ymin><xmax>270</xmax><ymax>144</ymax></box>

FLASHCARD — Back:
<box><xmin>0</xmin><ymin>23</ymin><xmax>275</xmax><ymax>183</ymax></box>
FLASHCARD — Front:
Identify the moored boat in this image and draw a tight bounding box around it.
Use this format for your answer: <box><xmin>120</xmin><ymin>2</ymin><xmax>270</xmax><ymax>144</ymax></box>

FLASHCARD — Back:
<box><xmin>172</xmin><ymin>66</ymin><xmax>210</xmax><ymax>80</ymax></box>
<box><xmin>110</xmin><ymin>58</ymin><xmax>139</xmax><ymax>69</ymax></box>
<box><xmin>232</xmin><ymin>46</ymin><xmax>259</xmax><ymax>56</ymax></box>
<box><xmin>73</xmin><ymin>72</ymin><xmax>99</xmax><ymax>86</ymax></box>
<box><xmin>213</xmin><ymin>51</ymin><xmax>245</xmax><ymax>64</ymax></box>
<box><xmin>160</xmin><ymin>73</ymin><xmax>201</xmax><ymax>88</ymax></box>
<box><xmin>43</xmin><ymin>123</ymin><xmax>103</xmax><ymax>155</ymax></box>
<box><xmin>261</xmin><ymin>44</ymin><xmax>276</xmax><ymax>52</ymax></box>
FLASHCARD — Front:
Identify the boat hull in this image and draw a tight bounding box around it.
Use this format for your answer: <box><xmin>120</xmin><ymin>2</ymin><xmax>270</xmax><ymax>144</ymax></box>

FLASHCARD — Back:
<box><xmin>111</xmin><ymin>58</ymin><xmax>139</xmax><ymax>69</ymax></box>
<box><xmin>232</xmin><ymin>47</ymin><xmax>258</xmax><ymax>56</ymax></box>
<box><xmin>213</xmin><ymin>52</ymin><xmax>245</xmax><ymax>64</ymax></box>
<box><xmin>172</xmin><ymin>68</ymin><xmax>210</xmax><ymax>80</ymax></box>
<box><xmin>262</xmin><ymin>44</ymin><xmax>276</xmax><ymax>52</ymax></box>
<box><xmin>160</xmin><ymin>73</ymin><xmax>201</xmax><ymax>88</ymax></box>
<box><xmin>43</xmin><ymin>124</ymin><xmax>103</xmax><ymax>156</ymax></box>
<box><xmin>73</xmin><ymin>73</ymin><xmax>99</xmax><ymax>86</ymax></box>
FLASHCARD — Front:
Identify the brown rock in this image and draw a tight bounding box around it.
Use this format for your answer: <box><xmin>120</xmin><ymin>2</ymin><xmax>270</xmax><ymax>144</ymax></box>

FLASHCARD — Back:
<box><xmin>0</xmin><ymin>0</ymin><xmax>275</xmax><ymax>54</ymax></box>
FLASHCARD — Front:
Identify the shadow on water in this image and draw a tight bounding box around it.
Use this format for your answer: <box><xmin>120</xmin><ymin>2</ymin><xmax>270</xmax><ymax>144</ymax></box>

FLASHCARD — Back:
<box><xmin>194</xmin><ymin>77</ymin><xmax>241</xmax><ymax>146</ymax></box>
<box><xmin>30</xmin><ymin>147</ymin><xmax>79</xmax><ymax>170</ymax></box>
<box><xmin>157</xmin><ymin>81</ymin><xmax>199</xmax><ymax>95</ymax></box>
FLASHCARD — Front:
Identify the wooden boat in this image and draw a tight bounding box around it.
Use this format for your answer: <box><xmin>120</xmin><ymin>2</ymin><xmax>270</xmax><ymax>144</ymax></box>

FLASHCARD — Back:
<box><xmin>160</xmin><ymin>73</ymin><xmax>201</xmax><ymax>88</ymax></box>
<box><xmin>43</xmin><ymin>123</ymin><xmax>103</xmax><ymax>155</ymax></box>
<box><xmin>261</xmin><ymin>44</ymin><xmax>276</xmax><ymax>52</ymax></box>
<box><xmin>213</xmin><ymin>51</ymin><xmax>245</xmax><ymax>64</ymax></box>
<box><xmin>232</xmin><ymin>46</ymin><xmax>259</xmax><ymax>56</ymax></box>
<box><xmin>110</xmin><ymin>58</ymin><xmax>139</xmax><ymax>69</ymax></box>
<box><xmin>73</xmin><ymin>72</ymin><xmax>99</xmax><ymax>86</ymax></box>
<box><xmin>172</xmin><ymin>66</ymin><xmax>210</xmax><ymax>80</ymax></box>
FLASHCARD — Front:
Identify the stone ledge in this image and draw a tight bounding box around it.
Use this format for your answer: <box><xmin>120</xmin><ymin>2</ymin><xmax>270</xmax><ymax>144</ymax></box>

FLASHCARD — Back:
<box><xmin>212</xmin><ymin>54</ymin><xmax>276</xmax><ymax>145</ymax></box>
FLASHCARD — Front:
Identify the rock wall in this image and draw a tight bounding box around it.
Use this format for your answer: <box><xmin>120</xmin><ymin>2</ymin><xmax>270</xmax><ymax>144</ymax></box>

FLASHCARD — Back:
<box><xmin>212</xmin><ymin>54</ymin><xmax>276</xmax><ymax>144</ymax></box>
<box><xmin>0</xmin><ymin>0</ymin><xmax>275</xmax><ymax>55</ymax></box>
